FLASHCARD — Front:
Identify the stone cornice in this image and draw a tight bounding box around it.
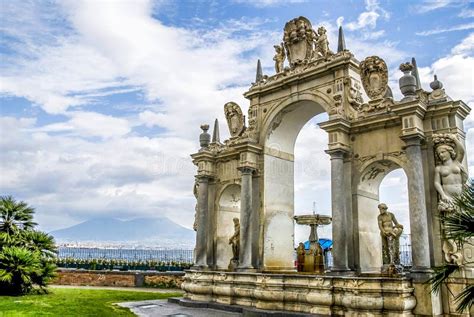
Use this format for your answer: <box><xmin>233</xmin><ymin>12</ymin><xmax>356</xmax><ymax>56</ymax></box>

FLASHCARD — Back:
<box><xmin>318</xmin><ymin>117</ymin><xmax>351</xmax><ymax>133</ymax></box>
<box><xmin>425</xmin><ymin>99</ymin><xmax>471</xmax><ymax>120</ymax></box>
<box><xmin>391</xmin><ymin>99</ymin><xmax>427</xmax><ymax>119</ymax></box>
<box><xmin>349</xmin><ymin>113</ymin><xmax>400</xmax><ymax>134</ymax></box>
<box><xmin>244</xmin><ymin>52</ymin><xmax>359</xmax><ymax>99</ymax></box>
<box><xmin>190</xmin><ymin>150</ymin><xmax>215</xmax><ymax>163</ymax></box>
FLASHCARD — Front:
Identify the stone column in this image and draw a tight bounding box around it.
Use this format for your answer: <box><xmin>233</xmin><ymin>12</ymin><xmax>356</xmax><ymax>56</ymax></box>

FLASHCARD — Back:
<box><xmin>403</xmin><ymin>136</ymin><xmax>431</xmax><ymax>271</ymax></box>
<box><xmin>327</xmin><ymin>149</ymin><xmax>349</xmax><ymax>272</ymax></box>
<box><xmin>238</xmin><ymin>166</ymin><xmax>255</xmax><ymax>270</ymax></box>
<box><xmin>194</xmin><ymin>175</ymin><xmax>210</xmax><ymax>268</ymax></box>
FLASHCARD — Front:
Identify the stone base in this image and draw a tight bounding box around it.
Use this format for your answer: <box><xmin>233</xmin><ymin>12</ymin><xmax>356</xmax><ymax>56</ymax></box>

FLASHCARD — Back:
<box><xmin>170</xmin><ymin>297</ymin><xmax>320</xmax><ymax>316</ymax></box>
<box><xmin>182</xmin><ymin>270</ymin><xmax>417</xmax><ymax>316</ymax></box>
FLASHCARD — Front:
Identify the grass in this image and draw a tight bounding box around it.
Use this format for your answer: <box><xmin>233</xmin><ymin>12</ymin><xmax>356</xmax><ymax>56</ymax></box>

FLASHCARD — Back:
<box><xmin>0</xmin><ymin>287</ymin><xmax>182</xmax><ymax>316</ymax></box>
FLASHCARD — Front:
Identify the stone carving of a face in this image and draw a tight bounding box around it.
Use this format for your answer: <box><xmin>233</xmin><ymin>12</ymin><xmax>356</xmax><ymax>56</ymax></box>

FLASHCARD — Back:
<box><xmin>378</xmin><ymin>203</ymin><xmax>388</xmax><ymax>214</ymax></box>
<box><xmin>436</xmin><ymin>144</ymin><xmax>455</xmax><ymax>163</ymax></box>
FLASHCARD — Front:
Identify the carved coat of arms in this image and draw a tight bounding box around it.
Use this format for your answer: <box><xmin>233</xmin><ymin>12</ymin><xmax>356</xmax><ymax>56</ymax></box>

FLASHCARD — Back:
<box><xmin>283</xmin><ymin>16</ymin><xmax>315</xmax><ymax>66</ymax></box>
<box><xmin>224</xmin><ymin>102</ymin><xmax>245</xmax><ymax>138</ymax></box>
<box><xmin>359</xmin><ymin>56</ymin><xmax>388</xmax><ymax>100</ymax></box>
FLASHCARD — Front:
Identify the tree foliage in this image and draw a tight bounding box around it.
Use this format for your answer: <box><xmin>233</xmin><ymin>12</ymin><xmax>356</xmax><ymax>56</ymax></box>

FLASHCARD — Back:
<box><xmin>429</xmin><ymin>179</ymin><xmax>474</xmax><ymax>313</ymax></box>
<box><xmin>0</xmin><ymin>196</ymin><xmax>57</xmax><ymax>295</ymax></box>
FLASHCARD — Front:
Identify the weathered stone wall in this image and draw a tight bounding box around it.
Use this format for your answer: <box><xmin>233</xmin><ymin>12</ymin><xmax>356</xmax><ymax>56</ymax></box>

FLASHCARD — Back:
<box><xmin>53</xmin><ymin>269</ymin><xmax>184</xmax><ymax>288</ymax></box>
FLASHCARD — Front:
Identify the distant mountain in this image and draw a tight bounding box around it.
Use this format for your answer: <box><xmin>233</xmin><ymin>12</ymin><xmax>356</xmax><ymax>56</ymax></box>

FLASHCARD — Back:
<box><xmin>50</xmin><ymin>217</ymin><xmax>195</xmax><ymax>244</ymax></box>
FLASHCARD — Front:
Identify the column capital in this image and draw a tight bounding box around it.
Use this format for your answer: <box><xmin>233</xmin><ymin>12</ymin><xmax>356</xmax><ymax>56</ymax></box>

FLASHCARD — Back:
<box><xmin>238</xmin><ymin>166</ymin><xmax>256</xmax><ymax>175</ymax></box>
<box><xmin>325</xmin><ymin>148</ymin><xmax>349</xmax><ymax>159</ymax></box>
<box><xmin>195</xmin><ymin>174</ymin><xmax>212</xmax><ymax>182</ymax></box>
<box><xmin>400</xmin><ymin>134</ymin><xmax>425</xmax><ymax>147</ymax></box>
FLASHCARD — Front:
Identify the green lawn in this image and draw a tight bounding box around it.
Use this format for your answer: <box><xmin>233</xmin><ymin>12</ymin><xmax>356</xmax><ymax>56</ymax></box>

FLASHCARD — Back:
<box><xmin>0</xmin><ymin>287</ymin><xmax>182</xmax><ymax>316</ymax></box>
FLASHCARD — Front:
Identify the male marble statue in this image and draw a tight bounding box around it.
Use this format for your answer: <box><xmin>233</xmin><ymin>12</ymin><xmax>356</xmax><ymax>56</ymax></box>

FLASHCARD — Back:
<box><xmin>228</xmin><ymin>217</ymin><xmax>240</xmax><ymax>270</ymax></box>
<box><xmin>377</xmin><ymin>203</ymin><xmax>403</xmax><ymax>266</ymax></box>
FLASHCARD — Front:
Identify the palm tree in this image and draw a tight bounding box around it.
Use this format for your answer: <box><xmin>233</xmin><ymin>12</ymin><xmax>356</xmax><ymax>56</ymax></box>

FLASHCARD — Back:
<box><xmin>0</xmin><ymin>196</ymin><xmax>56</xmax><ymax>295</ymax></box>
<box><xmin>0</xmin><ymin>246</ymin><xmax>41</xmax><ymax>295</ymax></box>
<box><xmin>429</xmin><ymin>179</ymin><xmax>474</xmax><ymax>313</ymax></box>
<box><xmin>0</xmin><ymin>196</ymin><xmax>37</xmax><ymax>235</ymax></box>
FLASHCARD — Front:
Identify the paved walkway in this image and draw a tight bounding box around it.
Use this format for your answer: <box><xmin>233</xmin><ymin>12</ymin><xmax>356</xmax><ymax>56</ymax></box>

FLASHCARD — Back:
<box><xmin>51</xmin><ymin>284</ymin><xmax>183</xmax><ymax>293</ymax></box>
<box><xmin>118</xmin><ymin>299</ymin><xmax>242</xmax><ymax>317</ymax></box>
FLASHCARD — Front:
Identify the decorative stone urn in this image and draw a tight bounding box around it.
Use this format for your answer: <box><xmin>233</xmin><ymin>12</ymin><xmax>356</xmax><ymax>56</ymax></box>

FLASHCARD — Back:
<box><xmin>199</xmin><ymin>124</ymin><xmax>210</xmax><ymax>148</ymax></box>
<box><xmin>399</xmin><ymin>62</ymin><xmax>416</xmax><ymax>98</ymax></box>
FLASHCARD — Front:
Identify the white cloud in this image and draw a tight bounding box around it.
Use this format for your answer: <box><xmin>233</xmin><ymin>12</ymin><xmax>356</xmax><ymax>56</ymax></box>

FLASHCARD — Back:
<box><xmin>451</xmin><ymin>32</ymin><xmax>474</xmax><ymax>55</ymax></box>
<box><xmin>459</xmin><ymin>7</ymin><xmax>474</xmax><ymax>18</ymax></box>
<box><xmin>138</xmin><ymin>110</ymin><xmax>167</xmax><ymax>128</ymax></box>
<box><xmin>0</xmin><ymin>115</ymin><xmax>196</xmax><ymax>231</ymax></box>
<box><xmin>232</xmin><ymin>0</ymin><xmax>306</xmax><ymax>7</ymax></box>
<box><xmin>0</xmin><ymin>1</ymin><xmax>280</xmax><ymax>232</ymax></box>
<box><xmin>344</xmin><ymin>0</ymin><xmax>389</xmax><ymax>31</ymax></box>
<box><xmin>414</xmin><ymin>0</ymin><xmax>467</xmax><ymax>13</ymax></box>
<box><xmin>416</xmin><ymin>22</ymin><xmax>474</xmax><ymax>36</ymax></box>
<box><xmin>1</xmin><ymin>0</ymin><xmax>276</xmax><ymax>124</ymax></box>
<box><xmin>417</xmin><ymin>33</ymin><xmax>474</xmax><ymax>104</ymax></box>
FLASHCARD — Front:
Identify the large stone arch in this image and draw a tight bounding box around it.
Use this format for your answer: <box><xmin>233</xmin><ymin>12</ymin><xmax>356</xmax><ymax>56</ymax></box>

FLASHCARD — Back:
<box><xmin>260</xmin><ymin>92</ymin><xmax>332</xmax><ymax>150</ymax></box>
<box><xmin>260</xmin><ymin>94</ymin><xmax>331</xmax><ymax>271</ymax></box>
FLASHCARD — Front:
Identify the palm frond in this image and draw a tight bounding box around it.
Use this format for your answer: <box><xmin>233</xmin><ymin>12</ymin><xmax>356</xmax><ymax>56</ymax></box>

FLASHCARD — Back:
<box><xmin>428</xmin><ymin>264</ymin><xmax>460</xmax><ymax>295</ymax></box>
<box><xmin>442</xmin><ymin>208</ymin><xmax>474</xmax><ymax>242</ymax></box>
<box><xmin>454</xmin><ymin>284</ymin><xmax>474</xmax><ymax>313</ymax></box>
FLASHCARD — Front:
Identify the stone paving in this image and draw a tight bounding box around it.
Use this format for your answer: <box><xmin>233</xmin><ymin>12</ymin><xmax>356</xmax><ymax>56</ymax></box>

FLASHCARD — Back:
<box><xmin>118</xmin><ymin>299</ymin><xmax>242</xmax><ymax>317</ymax></box>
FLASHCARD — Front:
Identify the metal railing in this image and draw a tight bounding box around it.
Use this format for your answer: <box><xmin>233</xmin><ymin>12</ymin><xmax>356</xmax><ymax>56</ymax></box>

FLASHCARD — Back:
<box><xmin>57</xmin><ymin>247</ymin><xmax>193</xmax><ymax>263</ymax></box>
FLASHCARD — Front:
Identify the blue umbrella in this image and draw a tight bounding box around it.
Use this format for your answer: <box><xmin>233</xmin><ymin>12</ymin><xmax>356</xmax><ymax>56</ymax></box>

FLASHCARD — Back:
<box><xmin>303</xmin><ymin>239</ymin><xmax>332</xmax><ymax>251</ymax></box>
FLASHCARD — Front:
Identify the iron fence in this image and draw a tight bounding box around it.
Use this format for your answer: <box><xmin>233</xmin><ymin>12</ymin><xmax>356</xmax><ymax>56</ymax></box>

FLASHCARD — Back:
<box><xmin>57</xmin><ymin>247</ymin><xmax>194</xmax><ymax>263</ymax></box>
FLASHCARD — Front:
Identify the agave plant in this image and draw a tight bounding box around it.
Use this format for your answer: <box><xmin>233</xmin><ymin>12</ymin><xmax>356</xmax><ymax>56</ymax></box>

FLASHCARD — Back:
<box><xmin>429</xmin><ymin>179</ymin><xmax>474</xmax><ymax>313</ymax></box>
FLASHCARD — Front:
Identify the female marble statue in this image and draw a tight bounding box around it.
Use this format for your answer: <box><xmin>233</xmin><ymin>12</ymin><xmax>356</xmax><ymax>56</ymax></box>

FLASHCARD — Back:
<box><xmin>433</xmin><ymin>134</ymin><xmax>467</xmax><ymax>265</ymax></box>
<box><xmin>433</xmin><ymin>134</ymin><xmax>468</xmax><ymax>212</ymax></box>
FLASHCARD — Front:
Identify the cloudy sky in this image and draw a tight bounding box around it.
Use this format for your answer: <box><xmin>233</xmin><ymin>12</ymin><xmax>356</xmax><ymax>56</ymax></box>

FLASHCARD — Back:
<box><xmin>1</xmin><ymin>0</ymin><xmax>473</xmax><ymax>242</ymax></box>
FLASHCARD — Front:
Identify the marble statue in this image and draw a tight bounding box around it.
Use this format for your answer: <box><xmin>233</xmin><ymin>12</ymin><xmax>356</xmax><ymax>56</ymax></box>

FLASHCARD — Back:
<box><xmin>192</xmin><ymin>179</ymin><xmax>199</xmax><ymax>231</ymax></box>
<box><xmin>433</xmin><ymin>134</ymin><xmax>467</xmax><ymax>265</ymax></box>
<box><xmin>296</xmin><ymin>242</ymin><xmax>305</xmax><ymax>272</ymax></box>
<box><xmin>273</xmin><ymin>43</ymin><xmax>285</xmax><ymax>73</ymax></box>
<box><xmin>315</xmin><ymin>26</ymin><xmax>330</xmax><ymax>57</ymax></box>
<box><xmin>224</xmin><ymin>102</ymin><xmax>245</xmax><ymax>138</ymax></box>
<box><xmin>228</xmin><ymin>217</ymin><xmax>240</xmax><ymax>270</ymax></box>
<box><xmin>377</xmin><ymin>203</ymin><xmax>403</xmax><ymax>266</ymax></box>
<box><xmin>433</xmin><ymin>133</ymin><xmax>467</xmax><ymax>213</ymax></box>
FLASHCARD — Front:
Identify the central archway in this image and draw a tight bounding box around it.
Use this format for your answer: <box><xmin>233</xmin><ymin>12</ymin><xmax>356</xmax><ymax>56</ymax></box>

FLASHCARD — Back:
<box><xmin>261</xmin><ymin>95</ymin><xmax>331</xmax><ymax>271</ymax></box>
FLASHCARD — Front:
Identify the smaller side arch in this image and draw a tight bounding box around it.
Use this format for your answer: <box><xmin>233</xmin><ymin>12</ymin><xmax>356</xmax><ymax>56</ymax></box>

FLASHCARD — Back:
<box><xmin>215</xmin><ymin>183</ymin><xmax>241</xmax><ymax>270</ymax></box>
<box><xmin>354</xmin><ymin>159</ymin><xmax>408</xmax><ymax>273</ymax></box>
